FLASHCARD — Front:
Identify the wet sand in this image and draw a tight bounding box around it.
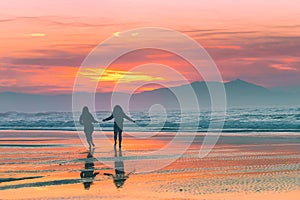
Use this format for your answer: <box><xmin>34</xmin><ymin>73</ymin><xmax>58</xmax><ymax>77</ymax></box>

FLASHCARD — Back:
<box><xmin>0</xmin><ymin>131</ymin><xmax>299</xmax><ymax>199</ymax></box>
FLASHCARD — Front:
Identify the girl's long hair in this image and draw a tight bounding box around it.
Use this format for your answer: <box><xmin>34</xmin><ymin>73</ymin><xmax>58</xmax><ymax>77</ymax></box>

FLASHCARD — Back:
<box><xmin>112</xmin><ymin>105</ymin><xmax>124</xmax><ymax>116</ymax></box>
<box><xmin>82</xmin><ymin>106</ymin><xmax>89</xmax><ymax>116</ymax></box>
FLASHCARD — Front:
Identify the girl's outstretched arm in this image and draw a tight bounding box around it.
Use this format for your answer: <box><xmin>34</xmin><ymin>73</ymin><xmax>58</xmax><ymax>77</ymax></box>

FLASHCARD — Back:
<box><xmin>103</xmin><ymin>114</ymin><xmax>113</xmax><ymax>122</ymax></box>
<box><xmin>104</xmin><ymin>173</ymin><xmax>114</xmax><ymax>178</ymax></box>
<box><xmin>91</xmin><ymin>115</ymin><xmax>98</xmax><ymax>123</ymax></box>
<box><xmin>93</xmin><ymin>172</ymin><xmax>100</xmax><ymax>177</ymax></box>
<box><xmin>124</xmin><ymin>114</ymin><xmax>135</xmax><ymax>123</ymax></box>
<box><xmin>80</xmin><ymin>171</ymin><xmax>84</xmax><ymax>178</ymax></box>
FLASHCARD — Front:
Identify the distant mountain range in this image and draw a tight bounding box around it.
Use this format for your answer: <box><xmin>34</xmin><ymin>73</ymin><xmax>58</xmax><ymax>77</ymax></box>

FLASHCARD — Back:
<box><xmin>1</xmin><ymin>79</ymin><xmax>300</xmax><ymax>112</ymax></box>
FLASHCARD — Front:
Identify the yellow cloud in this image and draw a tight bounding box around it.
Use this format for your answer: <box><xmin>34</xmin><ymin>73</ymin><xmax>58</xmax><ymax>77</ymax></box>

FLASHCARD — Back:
<box><xmin>79</xmin><ymin>68</ymin><xmax>164</xmax><ymax>83</ymax></box>
<box><xmin>113</xmin><ymin>32</ymin><xmax>121</xmax><ymax>37</ymax></box>
<box><xmin>26</xmin><ymin>33</ymin><xmax>46</xmax><ymax>37</ymax></box>
<box><xmin>131</xmin><ymin>32</ymin><xmax>139</xmax><ymax>37</ymax></box>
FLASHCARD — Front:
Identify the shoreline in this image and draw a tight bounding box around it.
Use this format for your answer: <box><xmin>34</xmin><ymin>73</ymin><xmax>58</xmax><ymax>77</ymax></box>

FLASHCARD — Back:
<box><xmin>1</xmin><ymin>129</ymin><xmax>300</xmax><ymax>135</ymax></box>
<box><xmin>0</xmin><ymin>130</ymin><xmax>299</xmax><ymax>199</ymax></box>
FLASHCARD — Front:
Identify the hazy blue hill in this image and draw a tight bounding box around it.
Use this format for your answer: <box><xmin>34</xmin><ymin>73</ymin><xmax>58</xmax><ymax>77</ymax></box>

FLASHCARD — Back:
<box><xmin>0</xmin><ymin>92</ymin><xmax>72</xmax><ymax>112</ymax></box>
<box><xmin>224</xmin><ymin>79</ymin><xmax>272</xmax><ymax>106</ymax></box>
<box><xmin>126</xmin><ymin>79</ymin><xmax>300</xmax><ymax>109</ymax></box>
<box><xmin>131</xmin><ymin>88</ymin><xmax>180</xmax><ymax>110</ymax></box>
<box><xmin>225</xmin><ymin>79</ymin><xmax>268</xmax><ymax>94</ymax></box>
<box><xmin>270</xmin><ymin>85</ymin><xmax>300</xmax><ymax>94</ymax></box>
<box><xmin>1</xmin><ymin>79</ymin><xmax>300</xmax><ymax>112</ymax></box>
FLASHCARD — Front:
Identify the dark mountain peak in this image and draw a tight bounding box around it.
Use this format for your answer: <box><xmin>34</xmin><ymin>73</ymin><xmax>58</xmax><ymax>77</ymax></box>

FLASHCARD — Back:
<box><xmin>234</xmin><ymin>78</ymin><xmax>243</xmax><ymax>82</ymax></box>
<box><xmin>230</xmin><ymin>78</ymin><xmax>251</xmax><ymax>84</ymax></box>
<box><xmin>226</xmin><ymin>79</ymin><xmax>266</xmax><ymax>89</ymax></box>
<box><xmin>224</xmin><ymin>78</ymin><xmax>270</xmax><ymax>102</ymax></box>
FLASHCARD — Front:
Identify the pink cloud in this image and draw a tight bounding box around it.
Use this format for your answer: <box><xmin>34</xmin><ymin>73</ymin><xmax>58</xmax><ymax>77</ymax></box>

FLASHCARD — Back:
<box><xmin>270</xmin><ymin>64</ymin><xmax>298</xmax><ymax>71</ymax></box>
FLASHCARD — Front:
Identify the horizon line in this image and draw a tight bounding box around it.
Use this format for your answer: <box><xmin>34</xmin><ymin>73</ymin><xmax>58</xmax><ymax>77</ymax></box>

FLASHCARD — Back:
<box><xmin>0</xmin><ymin>78</ymin><xmax>277</xmax><ymax>95</ymax></box>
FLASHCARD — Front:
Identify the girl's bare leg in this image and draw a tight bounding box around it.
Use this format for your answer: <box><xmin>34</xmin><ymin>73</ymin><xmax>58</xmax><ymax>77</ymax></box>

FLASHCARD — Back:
<box><xmin>119</xmin><ymin>130</ymin><xmax>123</xmax><ymax>148</ymax></box>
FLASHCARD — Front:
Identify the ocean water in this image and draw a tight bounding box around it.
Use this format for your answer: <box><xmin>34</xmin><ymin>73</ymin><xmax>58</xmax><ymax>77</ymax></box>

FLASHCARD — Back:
<box><xmin>0</xmin><ymin>107</ymin><xmax>299</xmax><ymax>132</ymax></box>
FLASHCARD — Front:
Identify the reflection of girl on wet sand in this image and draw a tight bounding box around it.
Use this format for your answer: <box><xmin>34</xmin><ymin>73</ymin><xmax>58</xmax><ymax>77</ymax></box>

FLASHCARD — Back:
<box><xmin>104</xmin><ymin>147</ymin><xmax>134</xmax><ymax>188</ymax></box>
<box><xmin>79</xmin><ymin>106</ymin><xmax>98</xmax><ymax>149</ymax></box>
<box><xmin>103</xmin><ymin>105</ymin><xmax>135</xmax><ymax>148</ymax></box>
<box><xmin>80</xmin><ymin>150</ymin><xmax>99</xmax><ymax>190</ymax></box>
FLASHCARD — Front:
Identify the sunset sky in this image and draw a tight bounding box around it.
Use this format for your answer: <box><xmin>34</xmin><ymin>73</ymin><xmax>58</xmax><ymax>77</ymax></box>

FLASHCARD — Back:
<box><xmin>1</xmin><ymin>0</ymin><xmax>300</xmax><ymax>94</ymax></box>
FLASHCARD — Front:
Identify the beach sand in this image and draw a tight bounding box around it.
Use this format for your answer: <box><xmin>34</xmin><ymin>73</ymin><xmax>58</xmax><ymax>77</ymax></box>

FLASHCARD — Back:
<box><xmin>0</xmin><ymin>131</ymin><xmax>299</xmax><ymax>199</ymax></box>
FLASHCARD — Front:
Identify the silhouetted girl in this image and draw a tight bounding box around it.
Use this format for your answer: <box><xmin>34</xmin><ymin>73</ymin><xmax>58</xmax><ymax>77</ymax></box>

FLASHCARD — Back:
<box><xmin>79</xmin><ymin>106</ymin><xmax>98</xmax><ymax>148</ymax></box>
<box><xmin>102</xmin><ymin>105</ymin><xmax>135</xmax><ymax>148</ymax></box>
